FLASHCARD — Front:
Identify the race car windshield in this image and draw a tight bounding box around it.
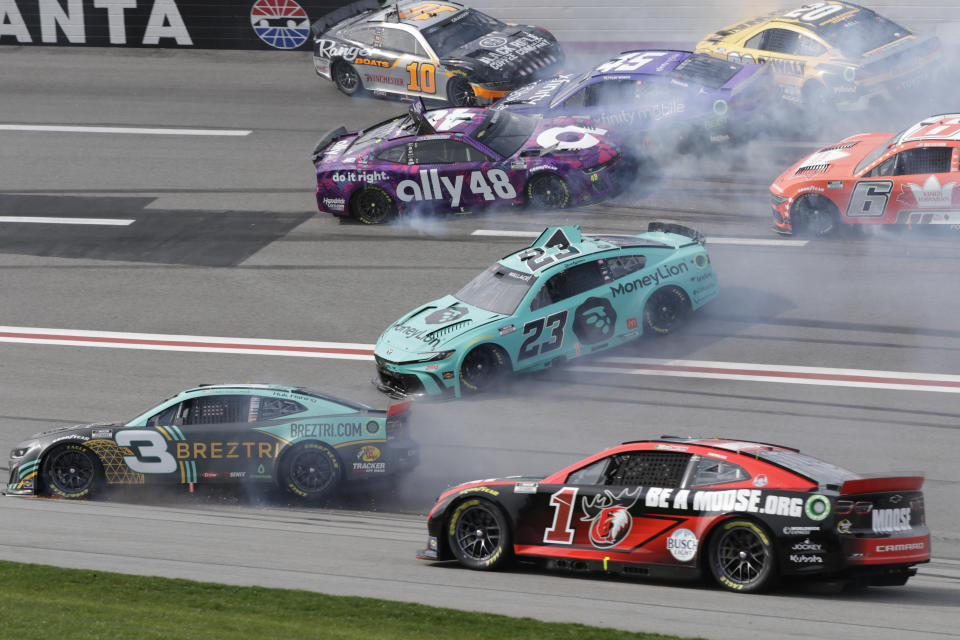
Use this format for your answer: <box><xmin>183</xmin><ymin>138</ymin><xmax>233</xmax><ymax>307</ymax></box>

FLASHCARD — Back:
<box><xmin>755</xmin><ymin>450</ymin><xmax>861</xmax><ymax>486</ymax></box>
<box><xmin>454</xmin><ymin>264</ymin><xmax>535</xmax><ymax>315</ymax></box>
<box><xmin>422</xmin><ymin>9</ymin><xmax>505</xmax><ymax>57</ymax></box>
<box><xmin>816</xmin><ymin>13</ymin><xmax>907</xmax><ymax>58</ymax></box>
<box><xmin>854</xmin><ymin>130</ymin><xmax>903</xmax><ymax>174</ymax></box>
<box><xmin>549</xmin><ymin>70</ymin><xmax>594</xmax><ymax>108</ymax></box>
<box><xmin>472</xmin><ymin>110</ymin><xmax>537</xmax><ymax>158</ymax></box>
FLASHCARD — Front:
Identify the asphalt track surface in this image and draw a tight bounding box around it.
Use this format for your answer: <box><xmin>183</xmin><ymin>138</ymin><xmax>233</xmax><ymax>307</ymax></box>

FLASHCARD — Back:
<box><xmin>1</xmin><ymin>47</ymin><xmax>959</xmax><ymax>639</ymax></box>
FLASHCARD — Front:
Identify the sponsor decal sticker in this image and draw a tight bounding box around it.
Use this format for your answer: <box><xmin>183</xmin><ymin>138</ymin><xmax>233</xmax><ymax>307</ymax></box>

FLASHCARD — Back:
<box><xmin>251</xmin><ymin>0</ymin><xmax>310</xmax><ymax>50</ymax></box>
<box><xmin>478</xmin><ymin>36</ymin><xmax>508</xmax><ymax>49</ymax></box>
<box><xmin>91</xmin><ymin>429</ymin><xmax>113</xmax><ymax>439</ymax></box>
<box><xmin>626</xmin><ymin>317</ymin><xmax>638</xmax><ymax>330</ymax></box>
<box><xmin>514</xmin><ymin>481</ymin><xmax>538</xmax><ymax>494</ymax></box>
<box><xmin>753</xmin><ymin>474</ymin><xmax>768</xmax><ymax>488</ymax></box>
<box><xmin>581</xmin><ymin>488</ymin><xmax>640</xmax><ymax>549</ymax></box>
<box><xmin>666</xmin><ymin>528</ymin><xmax>698</xmax><ymax>562</ymax></box>
<box><xmin>790</xmin><ymin>538</ymin><xmax>823</xmax><ymax>553</ymax></box>
<box><xmin>322</xmin><ymin>197</ymin><xmax>345</xmax><ymax>212</ymax></box>
<box><xmin>837</xmin><ymin>519</ymin><xmax>852</xmax><ymax>534</ymax></box>
<box><xmin>804</xmin><ymin>494</ymin><xmax>831</xmax><ymax>521</ymax></box>
<box><xmin>357</xmin><ymin>445</ymin><xmax>381</xmax><ymax>463</ymax></box>
<box><xmin>789</xmin><ymin>554</ymin><xmax>823</xmax><ymax>564</ymax></box>
<box><xmin>424</xmin><ymin>306</ymin><xmax>469</xmax><ymax>325</ymax></box>
<box><xmin>872</xmin><ymin>507</ymin><xmax>912</xmax><ymax>533</ymax></box>
<box><xmin>784</xmin><ymin>525</ymin><xmax>820</xmax><ymax>535</ymax></box>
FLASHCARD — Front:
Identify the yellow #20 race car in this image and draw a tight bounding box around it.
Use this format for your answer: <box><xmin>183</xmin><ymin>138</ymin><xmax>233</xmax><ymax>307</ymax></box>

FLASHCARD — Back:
<box><xmin>695</xmin><ymin>1</ymin><xmax>941</xmax><ymax>111</ymax></box>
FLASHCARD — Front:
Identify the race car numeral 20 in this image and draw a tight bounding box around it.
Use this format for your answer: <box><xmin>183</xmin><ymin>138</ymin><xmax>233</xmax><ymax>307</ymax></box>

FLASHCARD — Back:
<box><xmin>519</xmin><ymin>310</ymin><xmax>568</xmax><ymax>360</ymax></box>
<box><xmin>396</xmin><ymin>169</ymin><xmax>516</xmax><ymax>207</ymax></box>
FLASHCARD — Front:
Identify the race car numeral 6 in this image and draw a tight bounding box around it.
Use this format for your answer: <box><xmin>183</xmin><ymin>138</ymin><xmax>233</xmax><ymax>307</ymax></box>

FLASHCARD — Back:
<box><xmin>115</xmin><ymin>430</ymin><xmax>177</xmax><ymax>474</ymax></box>
<box><xmin>782</xmin><ymin>3</ymin><xmax>845</xmax><ymax>22</ymax></box>
<box><xmin>543</xmin><ymin>487</ymin><xmax>579</xmax><ymax>544</ymax></box>
<box><xmin>519</xmin><ymin>310</ymin><xmax>568</xmax><ymax>361</ymax></box>
<box><xmin>405</xmin><ymin>62</ymin><xmax>436</xmax><ymax>94</ymax></box>
<box><xmin>846</xmin><ymin>180</ymin><xmax>892</xmax><ymax>218</ymax></box>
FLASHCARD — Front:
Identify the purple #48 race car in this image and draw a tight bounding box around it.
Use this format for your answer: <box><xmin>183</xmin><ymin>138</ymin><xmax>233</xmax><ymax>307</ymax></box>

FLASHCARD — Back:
<box><xmin>493</xmin><ymin>50</ymin><xmax>774</xmax><ymax>151</ymax></box>
<box><xmin>313</xmin><ymin>99</ymin><xmax>635</xmax><ymax>224</ymax></box>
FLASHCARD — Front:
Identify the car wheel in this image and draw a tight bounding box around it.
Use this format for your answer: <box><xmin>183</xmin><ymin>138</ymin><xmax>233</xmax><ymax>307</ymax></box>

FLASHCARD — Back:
<box><xmin>526</xmin><ymin>173</ymin><xmax>570</xmax><ymax>210</ymax></box>
<box><xmin>643</xmin><ymin>286</ymin><xmax>689</xmax><ymax>335</ymax></box>
<box><xmin>447</xmin><ymin>498</ymin><xmax>513</xmax><ymax>570</ymax></box>
<box><xmin>459</xmin><ymin>345</ymin><xmax>508</xmax><ymax>393</ymax></box>
<box><xmin>791</xmin><ymin>194</ymin><xmax>839</xmax><ymax>237</ymax></box>
<box><xmin>280</xmin><ymin>442</ymin><xmax>341</xmax><ymax>500</ymax></box>
<box><xmin>41</xmin><ymin>444</ymin><xmax>102</xmax><ymax>499</ymax></box>
<box><xmin>350</xmin><ymin>186</ymin><xmax>396</xmax><ymax>224</ymax></box>
<box><xmin>446</xmin><ymin>75</ymin><xmax>476</xmax><ymax>107</ymax></box>
<box><xmin>708</xmin><ymin>519</ymin><xmax>778</xmax><ymax>593</ymax></box>
<box><xmin>333</xmin><ymin>62</ymin><xmax>363</xmax><ymax>97</ymax></box>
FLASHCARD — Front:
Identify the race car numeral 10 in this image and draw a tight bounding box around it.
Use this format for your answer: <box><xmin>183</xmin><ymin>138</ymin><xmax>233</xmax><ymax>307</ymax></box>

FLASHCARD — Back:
<box><xmin>406</xmin><ymin>62</ymin><xmax>436</xmax><ymax>94</ymax></box>
<box><xmin>846</xmin><ymin>180</ymin><xmax>892</xmax><ymax>217</ymax></box>
<box><xmin>519</xmin><ymin>310</ymin><xmax>568</xmax><ymax>361</ymax></box>
<box><xmin>543</xmin><ymin>487</ymin><xmax>579</xmax><ymax>544</ymax></box>
<box><xmin>115</xmin><ymin>430</ymin><xmax>177</xmax><ymax>474</ymax></box>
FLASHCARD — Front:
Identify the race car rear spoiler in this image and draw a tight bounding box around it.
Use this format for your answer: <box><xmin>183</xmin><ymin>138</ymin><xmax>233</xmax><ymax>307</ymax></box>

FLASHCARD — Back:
<box><xmin>647</xmin><ymin>221</ymin><xmax>706</xmax><ymax>245</ymax></box>
<box><xmin>312</xmin><ymin>125</ymin><xmax>349</xmax><ymax>159</ymax></box>
<box><xmin>311</xmin><ymin>0</ymin><xmax>383</xmax><ymax>38</ymax></box>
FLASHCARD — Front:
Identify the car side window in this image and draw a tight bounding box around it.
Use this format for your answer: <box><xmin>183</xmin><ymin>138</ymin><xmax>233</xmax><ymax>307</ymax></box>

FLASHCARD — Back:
<box><xmin>865</xmin><ymin>154</ymin><xmax>897</xmax><ymax>177</ymax></box>
<box><xmin>146</xmin><ymin>403</ymin><xmax>180</xmax><ymax>427</ymax></box>
<box><xmin>744</xmin><ymin>32</ymin><xmax>765</xmax><ymax>50</ymax></box>
<box><xmin>343</xmin><ymin>27</ymin><xmax>377</xmax><ymax>46</ymax></box>
<box><xmin>796</xmin><ymin>34</ymin><xmax>825</xmax><ymax>57</ymax></box>
<box><xmin>604</xmin><ymin>255</ymin><xmax>646</xmax><ymax>280</ymax></box>
<box><xmin>411</xmin><ymin>139</ymin><xmax>489</xmax><ymax>164</ymax></box>
<box><xmin>566</xmin><ymin>457</ymin><xmax>610</xmax><ymax>484</ymax></box>
<box><xmin>531</xmin><ymin>260</ymin><xmax>605</xmax><ymax>311</ymax></box>
<box><xmin>892</xmin><ymin>147</ymin><xmax>952</xmax><ymax>176</ymax></box>
<box><xmin>375</xmin><ymin>144</ymin><xmax>408</xmax><ymax>164</ymax></box>
<box><xmin>252</xmin><ymin>396</ymin><xmax>307</xmax><ymax>421</ymax></box>
<box><xmin>561</xmin><ymin>86</ymin><xmax>589</xmax><ymax>109</ymax></box>
<box><xmin>180</xmin><ymin>395</ymin><xmax>252</xmax><ymax>426</ymax></box>
<box><xmin>758</xmin><ymin>28</ymin><xmax>801</xmax><ymax>54</ymax></box>
<box><xmin>380</xmin><ymin>27</ymin><xmax>420</xmax><ymax>54</ymax></box>
<box><xmin>605</xmin><ymin>451</ymin><xmax>691</xmax><ymax>487</ymax></box>
<box><xmin>691</xmin><ymin>457</ymin><xmax>750</xmax><ymax>487</ymax></box>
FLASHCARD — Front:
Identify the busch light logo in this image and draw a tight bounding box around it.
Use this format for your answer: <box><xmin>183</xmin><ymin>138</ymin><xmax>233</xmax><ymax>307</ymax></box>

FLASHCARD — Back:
<box><xmin>581</xmin><ymin>488</ymin><xmax>640</xmax><ymax>549</ymax></box>
<box><xmin>251</xmin><ymin>0</ymin><xmax>310</xmax><ymax>50</ymax></box>
<box><xmin>573</xmin><ymin>297</ymin><xmax>617</xmax><ymax>345</ymax></box>
<box><xmin>424</xmin><ymin>306</ymin><xmax>469</xmax><ymax>325</ymax></box>
<box><xmin>666</xmin><ymin>528</ymin><xmax>698</xmax><ymax>562</ymax></box>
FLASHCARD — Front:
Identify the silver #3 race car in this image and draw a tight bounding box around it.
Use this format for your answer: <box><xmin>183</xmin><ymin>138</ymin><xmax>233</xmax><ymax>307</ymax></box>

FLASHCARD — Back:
<box><xmin>310</xmin><ymin>0</ymin><xmax>564</xmax><ymax>106</ymax></box>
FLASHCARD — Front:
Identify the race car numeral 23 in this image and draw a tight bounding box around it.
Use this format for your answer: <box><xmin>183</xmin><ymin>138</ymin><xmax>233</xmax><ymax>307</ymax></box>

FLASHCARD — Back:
<box><xmin>406</xmin><ymin>62</ymin><xmax>436</xmax><ymax>94</ymax></box>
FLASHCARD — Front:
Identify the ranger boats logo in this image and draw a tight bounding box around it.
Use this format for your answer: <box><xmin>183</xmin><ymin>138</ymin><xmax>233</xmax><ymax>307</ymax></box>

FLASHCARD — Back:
<box><xmin>581</xmin><ymin>488</ymin><xmax>640</xmax><ymax>549</ymax></box>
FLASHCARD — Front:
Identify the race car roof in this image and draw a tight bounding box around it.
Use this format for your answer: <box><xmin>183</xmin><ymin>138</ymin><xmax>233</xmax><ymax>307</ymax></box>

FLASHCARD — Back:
<box><xmin>313</xmin><ymin>0</ymin><xmax>468</xmax><ymax>36</ymax></box>
<box><xmin>589</xmin><ymin>50</ymin><xmax>745</xmax><ymax>91</ymax></box>
<box><xmin>898</xmin><ymin>114</ymin><xmax>960</xmax><ymax>144</ymax></box>
<box><xmin>498</xmin><ymin>226</ymin><xmax>673</xmax><ymax>274</ymax></box>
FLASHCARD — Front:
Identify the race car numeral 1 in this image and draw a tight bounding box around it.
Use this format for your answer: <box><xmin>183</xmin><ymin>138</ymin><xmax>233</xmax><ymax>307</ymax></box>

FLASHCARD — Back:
<box><xmin>846</xmin><ymin>180</ymin><xmax>892</xmax><ymax>218</ymax></box>
<box><xmin>406</xmin><ymin>62</ymin><xmax>436</xmax><ymax>94</ymax></box>
<box><xmin>519</xmin><ymin>311</ymin><xmax>568</xmax><ymax>361</ymax></box>
<box><xmin>115</xmin><ymin>430</ymin><xmax>177</xmax><ymax>474</ymax></box>
<box><xmin>543</xmin><ymin>487</ymin><xmax>579</xmax><ymax>544</ymax></box>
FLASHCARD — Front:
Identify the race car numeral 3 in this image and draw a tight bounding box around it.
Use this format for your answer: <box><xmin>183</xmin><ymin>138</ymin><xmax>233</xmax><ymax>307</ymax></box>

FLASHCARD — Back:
<box><xmin>543</xmin><ymin>487</ymin><xmax>579</xmax><ymax>544</ymax></box>
<box><xmin>519</xmin><ymin>311</ymin><xmax>568</xmax><ymax>361</ymax></box>
<box><xmin>115</xmin><ymin>430</ymin><xmax>177</xmax><ymax>474</ymax></box>
<box><xmin>406</xmin><ymin>62</ymin><xmax>436</xmax><ymax>94</ymax></box>
<box><xmin>846</xmin><ymin>181</ymin><xmax>892</xmax><ymax>218</ymax></box>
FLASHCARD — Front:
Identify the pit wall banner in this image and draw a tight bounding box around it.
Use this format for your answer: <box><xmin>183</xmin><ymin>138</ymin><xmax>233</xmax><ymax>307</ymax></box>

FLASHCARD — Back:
<box><xmin>0</xmin><ymin>0</ymin><xmax>350</xmax><ymax>49</ymax></box>
<box><xmin>1</xmin><ymin>0</ymin><xmax>956</xmax><ymax>50</ymax></box>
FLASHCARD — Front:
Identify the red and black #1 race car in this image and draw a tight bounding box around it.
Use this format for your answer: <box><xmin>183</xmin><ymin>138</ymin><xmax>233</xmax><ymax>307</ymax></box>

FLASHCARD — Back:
<box><xmin>417</xmin><ymin>437</ymin><xmax>929</xmax><ymax>592</ymax></box>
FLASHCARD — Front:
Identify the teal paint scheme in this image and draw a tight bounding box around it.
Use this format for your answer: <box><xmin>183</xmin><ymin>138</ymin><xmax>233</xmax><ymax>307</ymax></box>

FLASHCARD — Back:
<box><xmin>6</xmin><ymin>384</ymin><xmax>418</xmax><ymax>500</ymax></box>
<box><xmin>374</xmin><ymin>222</ymin><xmax>718</xmax><ymax>397</ymax></box>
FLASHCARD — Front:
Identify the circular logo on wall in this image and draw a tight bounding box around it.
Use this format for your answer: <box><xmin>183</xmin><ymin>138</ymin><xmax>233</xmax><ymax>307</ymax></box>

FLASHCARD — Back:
<box><xmin>666</xmin><ymin>528</ymin><xmax>699</xmax><ymax>562</ymax></box>
<box><xmin>573</xmin><ymin>297</ymin><xmax>617</xmax><ymax>345</ymax></box>
<box><xmin>251</xmin><ymin>0</ymin><xmax>310</xmax><ymax>50</ymax></box>
<box><xmin>478</xmin><ymin>36</ymin><xmax>508</xmax><ymax>49</ymax></box>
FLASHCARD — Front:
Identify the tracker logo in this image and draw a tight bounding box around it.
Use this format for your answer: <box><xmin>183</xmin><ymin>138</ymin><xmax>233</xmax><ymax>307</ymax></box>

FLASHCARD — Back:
<box><xmin>251</xmin><ymin>0</ymin><xmax>310</xmax><ymax>50</ymax></box>
<box><xmin>424</xmin><ymin>306</ymin><xmax>469</xmax><ymax>325</ymax></box>
<box><xmin>580</xmin><ymin>488</ymin><xmax>640</xmax><ymax>549</ymax></box>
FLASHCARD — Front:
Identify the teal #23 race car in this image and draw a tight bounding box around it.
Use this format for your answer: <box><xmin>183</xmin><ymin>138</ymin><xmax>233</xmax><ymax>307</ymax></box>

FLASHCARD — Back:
<box><xmin>374</xmin><ymin>222</ymin><xmax>718</xmax><ymax>397</ymax></box>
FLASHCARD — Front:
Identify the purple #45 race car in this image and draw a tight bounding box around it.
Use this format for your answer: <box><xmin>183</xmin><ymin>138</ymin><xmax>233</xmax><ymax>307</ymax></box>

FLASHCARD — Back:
<box><xmin>312</xmin><ymin>99</ymin><xmax>635</xmax><ymax>224</ymax></box>
<box><xmin>493</xmin><ymin>50</ymin><xmax>774</xmax><ymax>151</ymax></box>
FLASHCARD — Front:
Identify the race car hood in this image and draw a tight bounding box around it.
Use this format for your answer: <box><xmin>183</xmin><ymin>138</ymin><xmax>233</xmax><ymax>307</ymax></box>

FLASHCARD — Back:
<box><xmin>492</xmin><ymin>73</ymin><xmax>578</xmax><ymax>112</ymax></box>
<box><xmin>774</xmin><ymin>134</ymin><xmax>891</xmax><ymax>188</ymax></box>
<box><xmin>11</xmin><ymin>421</ymin><xmax>123</xmax><ymax>452</ymax></box>
<box><xmin>376</xmin><ymin>295</ymin><xmax>504</xmax><ymax>358</ymax></box>
<box><xmin>437</xmin><ymin>475</ymin><xmax>547</xmax><ymax>503</ymax></box>
<box><xmin>441</xmin><ymin>27</ymin><xmax>562</xmax><ymax>85</ymax></box>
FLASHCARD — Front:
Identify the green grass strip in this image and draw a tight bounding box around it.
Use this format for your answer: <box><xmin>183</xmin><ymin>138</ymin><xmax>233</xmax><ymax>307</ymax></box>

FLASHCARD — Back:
<box><xmin>0</xmin><ymin>560</ymin><xmax>702</xmax><ymax>639</ymax></box>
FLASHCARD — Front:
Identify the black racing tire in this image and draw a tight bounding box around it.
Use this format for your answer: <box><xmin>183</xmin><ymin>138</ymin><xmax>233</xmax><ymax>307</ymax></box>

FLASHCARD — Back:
<box><xmin>791</xmin><ymin>193</ymin><xmax>840</xmax><ymax>237</ymax></box>
<box><xmin>708</xmin><ymin>519</ymin><xmax>778</xmax><ymax>593</ymax></box>
<box><xmin>446</xmin><ymin>74</ymin><xmax>477</xmax><ymax>107</ymax></box>
<box><xmin>446</xmin><ymin>498</ymin><xmax>513</xmax><ymax>571</ymax></box>
<box><xmin>349</xmin><ymin>186</ymin><xmax>396</xmax><ymax>225</ymax></box>
<box><xmin>279</xmin><ymin>442</ymin><xmax>341</xmax><ymax>500</ymax></box>
<box><xmin>41</xmin><ymin>444</ymin><xmax>102</xmax><ymax>499</ymax></box>
<box><xmin>459</xmin><ymin>345</ymin><xmax>509</xmax><ymax>393</ymax></box>
<box><xmin>643</xmin><ymin>286</ymin><xmax>690</xmax><ymax>335</ymax></box>
<box><xmin>333</xmin><ymin>61</ymin><xmax>363</xmax><ymax>97</ymax></box>
<box><xmin>526</xmin><ymin>173</ymin><xmax>571</xmax><ymax>210</ymax></box>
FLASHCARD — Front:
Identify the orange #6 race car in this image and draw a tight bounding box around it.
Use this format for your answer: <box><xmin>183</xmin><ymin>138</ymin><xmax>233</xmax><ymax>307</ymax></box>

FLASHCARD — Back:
<box><xmin>695</xmin><ymin>1</ymin><xmax>941</xmax><ymax>111</ymax></box>
<box><xmin>771</xmin><ymin>113</ymin><xmax>960</xmax><ymax>235</ymax></box>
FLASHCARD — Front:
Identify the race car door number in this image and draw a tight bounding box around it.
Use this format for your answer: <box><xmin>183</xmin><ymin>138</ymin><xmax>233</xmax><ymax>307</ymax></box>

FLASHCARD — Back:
<box><xmin>846</xmin><ymin>180</ymin><xmax>892</xmax><ymax>218</ymax></box>
<box><xmin>519</xmin><ymin>310</ymin><xmax>568</xmax><ymax>361</ymax></box>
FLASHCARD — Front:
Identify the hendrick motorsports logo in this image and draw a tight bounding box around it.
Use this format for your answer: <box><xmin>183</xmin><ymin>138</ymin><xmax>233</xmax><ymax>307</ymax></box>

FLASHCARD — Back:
<box><xmin>581</xmin><ymin>488</ymin><xmax>640</xmax><ymax>548</ymax></box>
<box><xmin>251</xmin><ymin>0</ymin><xmax>310</xmax><ymax>50</ymax></box>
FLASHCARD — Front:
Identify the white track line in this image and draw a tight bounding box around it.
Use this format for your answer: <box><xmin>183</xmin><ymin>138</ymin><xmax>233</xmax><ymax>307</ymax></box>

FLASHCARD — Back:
<box><xmin>470</xmin><ymin>229</ymin><xmax>806</xmax><ymax>247</ymax></box>
<box><xmin>0</xmin><ymin>124</ymin><xmax>251</xmax><ymax>136</ymax></box>
<box><xmin>0</xmin><ymin>216</ymin><xmax>134</xmax><ymax>226</ymax></box>
<box><xmin>1</xmin><ymin>326</ymin><xmax>959</xmax><ymax>393</ymax></box>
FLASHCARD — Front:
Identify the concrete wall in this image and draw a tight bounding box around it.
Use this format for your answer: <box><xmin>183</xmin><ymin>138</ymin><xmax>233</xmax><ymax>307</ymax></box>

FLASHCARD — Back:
<box><xmin>469</xmin><ymin>1</ymin><xmax>959</xmax><ymax>46</ymax></box>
